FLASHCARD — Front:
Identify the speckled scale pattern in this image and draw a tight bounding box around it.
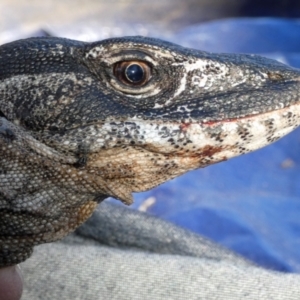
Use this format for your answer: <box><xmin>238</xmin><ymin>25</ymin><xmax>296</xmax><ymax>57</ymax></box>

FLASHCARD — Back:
<box><xmin>0</xmin><ymin>37</ymin><xmax>85</xmax><ymax>80</ymax></box>
<box><xmin>1</xmin><ymin>36</ymin><xmax>300</xmax><ymax>266</ymax></box>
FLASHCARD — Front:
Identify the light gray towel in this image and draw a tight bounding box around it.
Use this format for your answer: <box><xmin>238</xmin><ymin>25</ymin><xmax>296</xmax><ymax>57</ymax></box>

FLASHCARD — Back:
<box><xmin>21</xmin><ymin>203</ymin><xmax>300</xmax><ymax>300</ymax></box>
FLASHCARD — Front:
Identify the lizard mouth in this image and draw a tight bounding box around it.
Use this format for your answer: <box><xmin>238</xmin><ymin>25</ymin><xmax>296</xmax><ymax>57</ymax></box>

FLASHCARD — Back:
<box><xmin>107</xmin><ymin>98</ymin><xmax>300</xmax><ymax>163</ymax></box>
<box><xmin>81</xmin><ymin>100</ymin><xmax>300</xmax><ymax>205</ymax></box>
<box><xmin>201</xmin><ymin>107</ymin><xmax>287</xmax><ymax>126</ymax></box>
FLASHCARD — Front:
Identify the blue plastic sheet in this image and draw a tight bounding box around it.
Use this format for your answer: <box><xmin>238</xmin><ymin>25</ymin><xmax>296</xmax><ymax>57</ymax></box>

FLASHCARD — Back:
<box><xmin>174</xmin><ymin>18</ymin><xmax>300</xmax><ymax>54</ymax></box>
<box><xmin>123</xmin><ymin>18</ymin><xmax>300</xmax><ymax>272</ymax></box>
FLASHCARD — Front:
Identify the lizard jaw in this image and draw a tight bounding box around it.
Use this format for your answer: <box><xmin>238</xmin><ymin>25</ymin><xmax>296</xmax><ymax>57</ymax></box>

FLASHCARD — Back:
<box><xmin>85</xmin><ymin>100</ymin><xmax>300</xmax><ymax>204</ymax></box>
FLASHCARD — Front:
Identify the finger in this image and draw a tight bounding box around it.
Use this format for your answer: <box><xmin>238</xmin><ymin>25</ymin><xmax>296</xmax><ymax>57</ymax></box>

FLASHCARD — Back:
<box><xmin>0</xmin><ymin>266</ymin><xmax>23</xmax><ymax>300</ymax></box>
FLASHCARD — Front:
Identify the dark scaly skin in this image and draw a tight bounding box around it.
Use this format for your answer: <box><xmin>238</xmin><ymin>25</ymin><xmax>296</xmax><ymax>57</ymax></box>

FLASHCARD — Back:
<box><xmin>1</xmin><ymin>36</ymin><xmax>300</xmax><ymax>266</ymax></box>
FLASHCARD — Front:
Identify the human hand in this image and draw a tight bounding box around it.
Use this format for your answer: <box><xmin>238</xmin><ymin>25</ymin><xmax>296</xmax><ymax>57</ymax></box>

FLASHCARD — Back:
<box><xmin>0</xmin><ymin>266</ymin><xmax>23</xmax><ymax>300</ymax></box>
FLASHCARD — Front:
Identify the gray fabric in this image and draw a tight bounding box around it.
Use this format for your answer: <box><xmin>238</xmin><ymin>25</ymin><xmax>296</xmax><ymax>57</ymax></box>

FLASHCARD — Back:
<box><xmin>21</xmin><ymin>203</ymin><xmax>300</xmax><ymax>299</ymax></box>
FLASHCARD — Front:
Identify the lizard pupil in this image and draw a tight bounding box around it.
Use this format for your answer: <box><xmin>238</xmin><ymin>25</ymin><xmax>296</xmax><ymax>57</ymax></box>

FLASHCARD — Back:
<box><xmin>125</xmin><ymin>64</ymin><xmax>144</xmax><ymax>83</ymax></box>
<box><xmin>114</xmin><ymin>60</ymin><xmax>151</xmax><ymax>87</ymax></box>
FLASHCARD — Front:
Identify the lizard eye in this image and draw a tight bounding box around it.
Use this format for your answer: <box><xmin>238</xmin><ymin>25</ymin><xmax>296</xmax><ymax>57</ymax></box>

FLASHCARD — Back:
<box><xmin>114</xmin><ymin>61</ymin><xmax>152</xmax><ymax>86</ymax></box>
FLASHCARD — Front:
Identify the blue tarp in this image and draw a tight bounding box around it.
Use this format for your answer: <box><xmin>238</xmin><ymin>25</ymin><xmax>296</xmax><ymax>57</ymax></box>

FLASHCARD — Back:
<box><xmin>122</xmin><ymin>18</ymin><xmax>300</xmax><ymax>272</ymax></box>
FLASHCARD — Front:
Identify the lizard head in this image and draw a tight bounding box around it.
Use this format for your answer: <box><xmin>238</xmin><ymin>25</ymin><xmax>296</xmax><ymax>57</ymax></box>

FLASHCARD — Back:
<box><xmin>1</xmin><ymin>36</ymin><xmax>300</xmax><ymax>205</ymax></box>
<box><xmin>1</xmin><ymin>36</ymin><xmax>300</xmax><ymax>266</ymax></box>
<box><xmin>80</xmin><ymin>36</ymin><xmax>300</xmax><ymax>203</ymax></box>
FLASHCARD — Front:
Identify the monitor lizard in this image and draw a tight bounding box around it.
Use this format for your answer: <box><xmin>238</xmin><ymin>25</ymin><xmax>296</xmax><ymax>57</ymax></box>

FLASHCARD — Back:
<box><xmin>1</xmin><ymin>36</ymin><xmax>300</xmax><ymax>267</ymax></box>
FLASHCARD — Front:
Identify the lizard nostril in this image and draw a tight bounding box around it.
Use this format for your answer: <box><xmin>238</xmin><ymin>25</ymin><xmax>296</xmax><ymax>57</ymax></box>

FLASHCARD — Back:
<box><xmin>267</xmin><ymin>72</ymin><xmax>284</xmax><ymax>81</ymax></box>
<box><xmin>114</xmin><ymin>60</ymin><xmax>152</xmax><ymax>86</ymax></box>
